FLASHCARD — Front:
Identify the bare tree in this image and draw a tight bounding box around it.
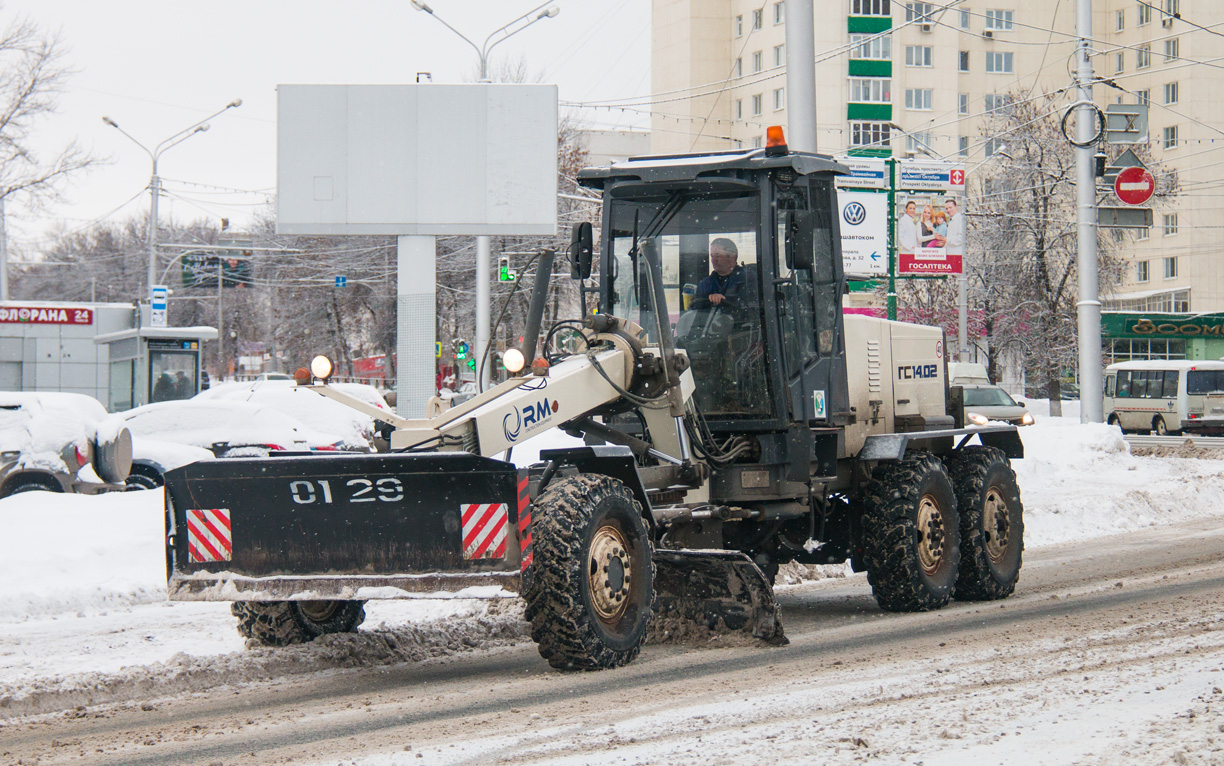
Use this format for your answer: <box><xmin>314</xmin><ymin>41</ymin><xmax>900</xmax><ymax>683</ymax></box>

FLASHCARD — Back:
<box><xmin>0</xmin><ymin>13</ymin><xmax>97</xmax><ymax>212</ymax></box>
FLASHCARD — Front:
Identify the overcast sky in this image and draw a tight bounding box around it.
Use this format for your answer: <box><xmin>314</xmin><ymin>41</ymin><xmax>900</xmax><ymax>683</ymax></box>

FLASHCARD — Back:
<box><xmin>5</xmin><ymin>0</ymin><xmax>650</xmax><ymax>255</ymax></box>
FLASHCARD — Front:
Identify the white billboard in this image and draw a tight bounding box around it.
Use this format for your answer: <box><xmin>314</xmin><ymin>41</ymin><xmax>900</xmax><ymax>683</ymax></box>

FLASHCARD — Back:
<box><xmin>838</xmin><ymin>190</ymin><xmax>888</xmax><ymax>276</ymax></box>
<box><xmin>277</xmin><ymin>84</ymin><xmax>558</xmax><ymax>236</ymax></box>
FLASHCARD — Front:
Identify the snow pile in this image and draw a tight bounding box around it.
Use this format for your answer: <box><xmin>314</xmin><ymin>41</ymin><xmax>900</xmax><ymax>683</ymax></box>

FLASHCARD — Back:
<box><xmin>0</xmin><ymin>490</ymin><xmax>167</xmax><ymax>620</ymax></box>
<box><xmin>1015</xmin><ymin>417</ymin><xmax>1224</xmax><ymax>546</ymax></box>
<box><xmin>197</xmin><ymin>380</ymin><xmax>382</xmax><ymax>450</ymax></box>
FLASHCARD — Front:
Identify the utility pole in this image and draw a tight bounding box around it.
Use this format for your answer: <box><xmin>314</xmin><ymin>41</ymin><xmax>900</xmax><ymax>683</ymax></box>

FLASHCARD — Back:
<box><xmin>1075</xmin><ymin>0</ymin><xmax>1103</xmax><ymax>422</ymax></box>
<box><xmin>0</xmin><ymin>196</ymin><xmax>8</xmax><ymax>301</ymax></box>
<box><xmin>784</xmin><ymin>0</ymin><xmax>817</xmax><ymax>152</ymax></box>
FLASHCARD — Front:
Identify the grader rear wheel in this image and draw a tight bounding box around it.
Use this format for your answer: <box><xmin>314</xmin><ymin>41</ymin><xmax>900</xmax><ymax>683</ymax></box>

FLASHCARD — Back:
<box><xmin>862</xmin><ymin>453</ymin><xmax>961</xmax><ymax>612</ymax></box>
<box><xmin>947</xmin><ymin>446</ymin><xmax>1024</xmax><ymax>601</ymax></box>
<box><xmin>231</xmin><ymin>600</ymin><xmax>366</xmax><ymax>646</ymax></box>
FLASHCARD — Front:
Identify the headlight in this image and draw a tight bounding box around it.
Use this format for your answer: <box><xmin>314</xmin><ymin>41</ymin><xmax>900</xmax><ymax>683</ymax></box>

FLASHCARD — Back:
<box><xmin>310</xmin><ymin>355</ymin><xmax>334</xmax><ymax>382</ymax></box>
<box><xmin>967</xmin><ymin>412</ymin><xmax>989</xmax><ymax>426</ymax></box>
<box><xmin>503</xmin><ymin>348</ymin><xmax>526</xmax><ymax>374</ymax></box>
<box><xmin>1020</xmin><ymin>412</ymin><xmax>1035</xmax><ymax>425</ymax></box>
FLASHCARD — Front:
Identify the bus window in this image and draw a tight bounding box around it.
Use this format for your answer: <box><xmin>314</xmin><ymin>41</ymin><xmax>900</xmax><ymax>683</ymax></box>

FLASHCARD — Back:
<box><xmin>1162</xmin><ymin>371</ymin><xmax>1179</xmax><ymax>398</ymax></box>
<box><xmin>1117</xmin><ymin>371</ymin><xmax>1132</xmax><ymax>397</ymax></box>
<box><xmin>1188</xmin><ymin>370</ymin><xmax>1224</xmax><ymax>394</ymax></box>
<box><xmin>1132</xmin><ymin>371</ymin><xmax>1149</xmax><ymax>398</ymax></box>
<box><xmin>1146</xmin><ymin>371</ymin><xmax>1164</xmax><ymax>399</ymax></box>
<box><xmin>1105</xmin><ymin>374</ymin><xmax>1116</xmax><ymax>397</ymax></box>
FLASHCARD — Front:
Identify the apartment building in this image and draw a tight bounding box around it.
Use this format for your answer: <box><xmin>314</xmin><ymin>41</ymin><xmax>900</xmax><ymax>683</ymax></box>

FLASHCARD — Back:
<box><xmin>651</xmin><ymin>0</ymin><xmax>1223</xmax><ymax>340</ymax></box>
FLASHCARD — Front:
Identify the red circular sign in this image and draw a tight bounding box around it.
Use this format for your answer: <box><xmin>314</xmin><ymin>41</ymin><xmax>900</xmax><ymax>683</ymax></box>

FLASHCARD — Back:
<box><xmin>1115</xmin><ymin>166</ymin><xmax>1155</xmax><ymax>205</ymax></box>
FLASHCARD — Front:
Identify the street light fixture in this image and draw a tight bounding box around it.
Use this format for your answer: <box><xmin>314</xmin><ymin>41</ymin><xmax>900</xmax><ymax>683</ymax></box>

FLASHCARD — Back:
<box><xmin>408</xmin><ymin>2</ymin><xmax>558</xmax><ymax>390</ymax></box>
<box><xmin>102</xmin><ymin>98</ymin><xmax>243</xmax><ymax>301</ymax></box>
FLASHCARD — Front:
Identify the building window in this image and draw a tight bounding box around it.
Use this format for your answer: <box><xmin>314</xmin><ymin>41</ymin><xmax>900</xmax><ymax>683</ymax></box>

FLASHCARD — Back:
<box><xmin>1138</xmin><ymin>226</ymin><xmax>1150</xmax><ymax>240</ymax></box>
<box><xmin>985</xmin><ymin>93</ymin><xmax>1013</xmax><ymax>113</ymax></box>
<box><xmin>1164</xmin><ymin>0</ymin><xmax>1179</xmax><ymax>16</ymax></box>
<box><xmin>774</xmin><ymin>44</ymin><xmax>786</xmax><ymax>66</ymax></box>
<box><xmin>1164</xmin><ymin>213</ymin><xmax>1179</xmax><ymax>236</ymax></box>
<box><xmin>1116</xmin><ymin>9</ymin><xmax>1124</xmax><ymax>30</ymax></box>
<box><xmin>906</xmin><ymin>131</ymin><xmax>934</xmax><ymax>153</ymax></box>
<box><xmin>959</xmin><ymin>50</ymin><xmax>970</xmax><ymax>72</ymax></box>
<box><xmin>959</xmin><ymin>93</ymin><xmax>969</xmax><ymax>114</ymax></box>
<box><xmin>753</xmin><ymin>50</ymin><xmax>763</xmax><ymax>72</ymax></box>
<box><xmin>849</xmin><ymin>77</ymin><xmax>892</xmax><ymax>102</ymax></box>
<box><xmin>1164</xmin><ymin>125</ymin><xmax>1178</xmax><ymax>149</ymax></box>
<box><xmin>1164</xmin><ymin>257</ymin><xmax>1178</xmax><ymax>279</ymax></box>
<box><xmin>956</xmin><ymin>136</ymin><xmax>969</xmax><ymax>156</ymax></box>
<box><xmin>985</xmin><ymin>137</ymin><xmax>1006</xmax><ymax>156</ymax></box>
<box><xmin>752</xmin><ymin>136</ymin><xmax>763</xmax><ymax>149</ymax></box>
<box><xmin>1165</xmin><ymin>38</ymin><xmax>1179</xmax><ymax>61</ymax></box>
<box><xmin>1138</xmin><ymin>2</ymin><xmax>1151</xmax><ymax>25</ymax></box>
<box><xmin>851</xmin><ymin>0</ymin><xmax>891</xmax><ymax>14</ymax></box>
<box><xmin>736</xmin><ymin>15</ymin><xmax>743</xmax><ymax>36</ymax></box>
<box><xmin>774</xmin><ymin>1</ymin><xmax>785</xmax><ymax>24</ymax></box>
<box><xmin>1137</xmin><ymin>261</ymin><xmax>1149</xmax><ymax>282</ymax></box>
<box><xmin>1137</xmin><ymin>44</ymin><xmax>1151</xmax><ymax>69</ymax></box>
<box><xmin>735</xmin><ymin>99</ymin><xmax>743</xmax><ymax>119</ymax></box>
<box><xmin>906</xmin><ymin>2</ymin><xmax>934</xmax><ymax>22</ymax></box>
<box><xmin>1136</xmin><ymin>89</ymin><xmax>1150</xmax><ymax>105</ymax></box>
<box><xmin>735</xmin><ymin>58</ymin><xmax>743</xmax><ymax>77</ymax></box>
<box><xmin>753</xmin><ymin>9</ymin><xmax>763</xmax><ymax>29</ymax></box>
<box><xmin>850</xmin><ymin>121</ymin><xmax>892</xmax><ymax>148</ymax></box>
<box><xmin>1164</xmin><ymin>82</ymin><xmax>1179</xmax><ymax>104</ymax></box>
<box><xmin>752</xmin><ymin>93</ymin><xmax>763</xmax><ymax>115</ymax></box>
<box><xmin>905</xmin><ymin>45</ymin><xmax>934</xmax><ymax>67</ymax></box>
<box><xmin>985</xmin><ymin>9</ymin><xmax>1014</xmax><ymax>29</ymax></box>
<box><xmin>850</xmin><ymin>33</ymin><xmax>892</xmax><ymax>60</ymax></box>
<box><xmin>905</xmin><ymin>88</ymin><xmax>933</xmax><ymax>110</ymax></box>
<box><xmin>960</xmin><ymin>9</ymin><xmax>971</xmax><ymax>28</ymax></box>
<box><xmin>774</xmin><ymin>87</ymin><xmax>786</xmax><ymax>110</ymax></box>
<box><xmin>1115</xmin><ymin>52</ymin><xmax>1124</xmax><ymax>74</ymax></box>
<box><xmin>985</xmin><ymin>51</ymin><xmax>1013</xmax><ymax>73</ymax></box>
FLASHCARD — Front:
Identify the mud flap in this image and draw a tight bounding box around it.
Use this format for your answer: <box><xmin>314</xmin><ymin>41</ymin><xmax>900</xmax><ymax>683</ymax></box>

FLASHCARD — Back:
<box><xmin>651</xmin><ymin>549</ymin><xmax>787</xmax><ymax>645</ymax></box>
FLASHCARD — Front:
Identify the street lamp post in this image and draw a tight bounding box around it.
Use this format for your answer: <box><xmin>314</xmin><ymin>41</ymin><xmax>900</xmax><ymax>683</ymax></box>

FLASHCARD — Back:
<box><xmin>409</xmin><ymin>1</ymin><xmax>558</xmax><ymax>390</ymax></box>
<box><xmin>102</xmin><ymin>99</ymin><xmax>242</xmax><ymax>300</ymax></box>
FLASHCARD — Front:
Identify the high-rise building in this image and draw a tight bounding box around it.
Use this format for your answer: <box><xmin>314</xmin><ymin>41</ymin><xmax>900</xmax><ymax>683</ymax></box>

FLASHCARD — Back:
<box><xmin>651</xmin><ymin>0</ymin><xmax>1222</xmax><ymax>328</ymax></box>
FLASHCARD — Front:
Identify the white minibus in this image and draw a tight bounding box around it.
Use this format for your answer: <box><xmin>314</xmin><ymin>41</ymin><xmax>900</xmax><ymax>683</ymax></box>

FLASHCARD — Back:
<box><xmin>1103</xmin><ymin>359</ymin><xmax>1224</xmax><ymax>435</ymax></box>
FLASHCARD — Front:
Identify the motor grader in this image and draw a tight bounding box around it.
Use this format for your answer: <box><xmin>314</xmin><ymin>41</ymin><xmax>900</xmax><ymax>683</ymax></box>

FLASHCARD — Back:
<box><xmin>162</xmin><ymin>132</ymin><xmax>1025</xmax><ymax>670</ymax></box>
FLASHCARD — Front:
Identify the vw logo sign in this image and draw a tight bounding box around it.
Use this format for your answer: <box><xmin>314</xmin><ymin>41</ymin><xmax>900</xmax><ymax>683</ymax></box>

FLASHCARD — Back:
<box><xmin>843</xmin><ymin>201</ymin><xmax>867</xmax><ymax>226</ymax></box>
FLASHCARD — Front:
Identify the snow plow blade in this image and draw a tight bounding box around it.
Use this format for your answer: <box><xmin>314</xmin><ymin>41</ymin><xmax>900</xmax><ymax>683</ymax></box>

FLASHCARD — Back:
<box><xmin>651</xmin><ymin>549</ymin><xmax>787</xmax><ymax>645</ymax></box>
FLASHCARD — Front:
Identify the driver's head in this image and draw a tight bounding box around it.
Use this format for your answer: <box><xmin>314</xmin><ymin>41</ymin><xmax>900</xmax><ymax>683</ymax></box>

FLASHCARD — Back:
<box><xmin>709</xmin><ymin>238</ymin><xmax>739</xmax><ymax>276</ymax></box>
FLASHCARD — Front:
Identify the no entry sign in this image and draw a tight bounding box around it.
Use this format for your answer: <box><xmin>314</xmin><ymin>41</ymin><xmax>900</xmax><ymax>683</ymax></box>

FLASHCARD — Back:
<box><xmin>1115</xmin><ymin>166</ymin><xmax>1155</xmax><ymax>205</ymax></box>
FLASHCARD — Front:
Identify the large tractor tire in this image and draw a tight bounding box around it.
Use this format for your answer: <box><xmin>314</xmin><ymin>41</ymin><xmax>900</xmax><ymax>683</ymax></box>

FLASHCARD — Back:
<box><xmin>522</xmin><ymin>474</ymin><xmax>654</xmax><ymax>671</ymax></box>
<box><xmin>2</xmin><ymin>476</ymin><xmax>62</xmax><ymax>497</ymax></box>
<box><xmin>231</xmin><ymin>600</ymin><xmax>366</xmax><ymax>646</ymax></box>
<box><xmin>862</xmin><ymin>453</ymin><xmax>960</xmax><ymax>612</ymax></box>
<box><xmin>946</xmin><ymin>446</ymin><xmax>1024</xmax><ymax>601</ymax></box>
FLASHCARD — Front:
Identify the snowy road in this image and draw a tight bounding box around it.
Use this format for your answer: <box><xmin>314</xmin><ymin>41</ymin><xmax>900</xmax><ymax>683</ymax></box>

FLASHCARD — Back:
<box><xmin>4</xmin><ymin>515</ymin><xmax>1224</xmax><ymax>766</ymax></box>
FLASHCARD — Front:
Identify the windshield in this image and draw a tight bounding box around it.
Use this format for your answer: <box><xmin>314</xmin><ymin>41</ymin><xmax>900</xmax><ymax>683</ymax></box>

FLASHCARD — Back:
<box><xmin>607</xmin><ymin>191</ymin><xmax>771</xmax><ymax>418</ymax></box>
<box><xmin>963</xmin><ymin>387</ymin><xmax>1017</xmax><ymax>407</ymax></box>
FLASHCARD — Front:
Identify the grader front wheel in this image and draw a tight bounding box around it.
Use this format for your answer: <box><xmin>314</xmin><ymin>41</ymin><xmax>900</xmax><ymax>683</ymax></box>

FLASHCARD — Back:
<box><xmin>522</xmin><ymin>474</ymin><xmax>654</xmax><ymax>671</ymax></box>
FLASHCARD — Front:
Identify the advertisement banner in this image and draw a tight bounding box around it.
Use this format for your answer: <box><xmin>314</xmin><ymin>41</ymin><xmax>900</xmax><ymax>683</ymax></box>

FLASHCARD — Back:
<box><xmin>0</xmin><ymin>305</ymin><xmax>93</xmax><ymax>325</ymax></box>
<box><xmin>896</xmin><ymin>192</ymin><xmax>967</xmax><ymax>275</ymax></box>
<box><xmin>838</xmin><ymin>190</ymin><xmax>888</xmax><ymax>276</ymax></box>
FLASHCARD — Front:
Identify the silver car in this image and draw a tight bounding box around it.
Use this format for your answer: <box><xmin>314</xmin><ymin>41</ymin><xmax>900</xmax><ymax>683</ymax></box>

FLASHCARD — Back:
<box><xmin>962</xmin><ymin>384</ymin><xmax>1036</xmax><ymax>427</ymax></box>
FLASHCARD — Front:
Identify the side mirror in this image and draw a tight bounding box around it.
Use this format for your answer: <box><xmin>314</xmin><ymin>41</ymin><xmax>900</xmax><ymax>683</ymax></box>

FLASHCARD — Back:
<box><xmin>785</xmin><ymin>210</ymin><xmax>814</xmax><ymax>271</ymax></box>
<box><xmin>1018</xmin><ymin>400</ymin><xmax>1026</xmax><ymax>407</ymax></box>
<box><xmin>569</xmin><ymin>222</ymin><xmax>593</xmax><ymax>280</ymax></box>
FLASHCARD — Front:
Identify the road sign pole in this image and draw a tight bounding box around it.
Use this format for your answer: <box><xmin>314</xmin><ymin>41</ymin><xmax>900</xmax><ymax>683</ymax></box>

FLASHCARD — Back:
<box><xmin>887</xmin><ymin>158</ymin><xmax>897</xmax><ymax>322</ymax></box>
<box><xmin>1075</xmin><ymin>0</ymin><xmax>1103</xmax><ymax>423</ymax></box>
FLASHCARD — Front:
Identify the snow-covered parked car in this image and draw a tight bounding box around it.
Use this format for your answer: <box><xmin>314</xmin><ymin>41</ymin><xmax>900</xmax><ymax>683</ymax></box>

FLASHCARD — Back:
<box><xmin>118</xmin><ymin>399</ymin><xmax>359</xmax><ymax>467</ymax></box>
<box><xmin>196</xmin><ymin>379</ymin><xmax>388</xmax><ymax>452</ymax></box>
<box><xmin>0</xmin><ymin>392</ymin><xmax>132</xmax><ymax>498</ymax></box>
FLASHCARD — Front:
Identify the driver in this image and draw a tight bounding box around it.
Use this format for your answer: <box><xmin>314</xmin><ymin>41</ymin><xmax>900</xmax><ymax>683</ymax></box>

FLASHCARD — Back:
<box><xmin>693</xmin><ymin>238</ymin><xmax>744</xmax><ymax>308</ymax></box>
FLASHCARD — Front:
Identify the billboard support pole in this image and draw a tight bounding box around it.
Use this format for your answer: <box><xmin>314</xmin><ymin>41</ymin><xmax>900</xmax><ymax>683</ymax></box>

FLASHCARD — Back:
<box><xmin>887</xmin><ymin>158</ymin><xmax>897</xmax><ymax>321</ymax></box>
<box><xmin>397</xmin><ymin>235</ymin><xmax>438</xmax><ymax>418</ymax></box>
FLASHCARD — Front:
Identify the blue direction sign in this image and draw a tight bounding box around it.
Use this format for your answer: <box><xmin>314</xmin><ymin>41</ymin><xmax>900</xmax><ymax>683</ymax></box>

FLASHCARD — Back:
<box><xmin>335</xmin><ymin>276</ymin><xmax>347</xmax><ymax>288</ymax></box>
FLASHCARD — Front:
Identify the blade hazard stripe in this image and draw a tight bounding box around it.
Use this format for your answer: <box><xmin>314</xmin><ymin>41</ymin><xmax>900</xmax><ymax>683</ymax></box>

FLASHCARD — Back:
<box><xmin>517</xmin><ymin>473</ymin><xmax>533</xmax><ymax>572</ymax></box>
<box><xmin>187</xmin><ymin>508</ymin><xmax>232</xmax><ymax>563</ymax></box>
<box><xmin>460</xmin><ymin>503</ymin><xmax>508</xmax><ymax>560</ymax></box>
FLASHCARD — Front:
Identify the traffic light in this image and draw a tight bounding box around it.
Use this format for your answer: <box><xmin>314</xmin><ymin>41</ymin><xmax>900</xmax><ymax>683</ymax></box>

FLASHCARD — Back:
<box><xmin>453</xmin><ymin>339</ymin><xmax>469</xmax><ymax>359</ymax></box>
<box><xmin>467</xmin><ymin>357</ymin><xmax>476</xmax><ymax>370</ymax></box>
<box><xmin>498</xmin><ymin>255</ymin><xmax>516</xmax><ymax>282</ymax></box>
